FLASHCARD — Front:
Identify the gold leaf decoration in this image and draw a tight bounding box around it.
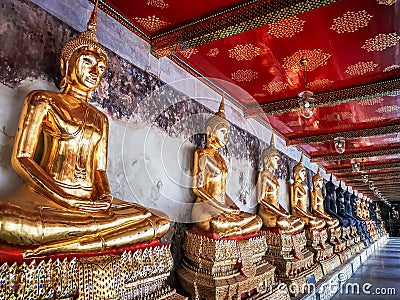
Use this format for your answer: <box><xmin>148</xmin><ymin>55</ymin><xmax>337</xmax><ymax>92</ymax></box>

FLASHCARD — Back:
<box><xmin>228</xmin><ymin>44</ymin><xmax>260</xmax><ymax>61</ymax></box>
<box><xmin>286</xmin><ymin>120</ymin><xmax>303</xmax><ymax>127</ymax></box>
<box><xmin>362</xmin><ymin>33</ymin><xmax>400</xmax><ymax>52</ymax></box>
<box><xmin>147</xmin><ymin>0</ymin><xmax>169</xmax><ymax>9</ymax></box>
<box><xmin>377</xmin><ymin>0</ymin><xmax>398</xmax><ymax>5</ymax></box>
<box><xmin>364</xmin><ymin>116</ymin><xmax>384</xmax><ymax>123</ymax></box>
<box><xmin>364</xmin><ymin>117</ymin><xmax>385</xmax><ymax>123</ymax></box>
<box><xmin>283</xmin><ymin>49</ymin><xmax>331</xmax><ymax>71</ymax></box>
<box><xmin>253</xmin><ymin>93</ymin><xmax>268</xmax><ymax>97</ymax></box>
<box><xmin>321</xmin><ymin>112</ymin><xmax>353</xmax><ymax>122</ymax></box>
<box><xmin>268</xmin><ymin>16</ymin><xmax>305</xmax><ymax>38</ymax></box>
<box><xmin>179</xmin><ymin>48</ymin><xmax>198</xmax><ymax>58</ymax></box>
<box><xmin>207</xmin><ymin>48</ymin><xmax>219</xmax><ymax>57</ymax></box>
<box><xmin>358</xmin><ymin>97</ymin><xmax>384</xmax><ymax>106</ymax></box>
<box><xmin>376</xmin><ymin>105</ymin><xmax>400</xmax><ymax>114</ymax></box>
<box><xmin>134</xmin><ymin>16</ymin><xmax>170</xmax><ymax>32</ymax></box>
<box><xmin>307</xmin><ymin>79</ymin><xmax>334</xmax><ymax>90</ymax></box>
<box><xmin>331</xmin><ymin>10</ymin><xmax>373</xmax><ymax>33</ymax></box>
<box><xmin>231</xmin><ymin>69</ymin><xmax>258</xmax><ymax>82</ymax></box>
<box><xmin>345</xmin><ymin>61</ymin><xmax>378</xmax><ymax>76</ymax></box>
<box><xmin>263</xmin><ymin>82</ymin><xmax>288</xmax><ymax>94</ymax></box>
<box><xmin>383</xmin><ymin>65</ymin><xmax>400</xmax><ymax>72</ymax></box>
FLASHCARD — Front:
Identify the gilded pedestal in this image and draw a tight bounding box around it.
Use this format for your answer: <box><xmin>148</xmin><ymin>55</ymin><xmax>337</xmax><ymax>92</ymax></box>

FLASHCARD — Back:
<box><xmin>0</xmin><ymin>242</ymin><xmax>185</xmax><ymax>300</ymax></box>
<box><xmin>260</xmin><ymin>228</ymin><xmax>322</xmax><ymax>296</ymax></box>
<box><xmin>177</xmin><ymin>230</ymin><xmax>288</xmax><ymax>300</ymax></box>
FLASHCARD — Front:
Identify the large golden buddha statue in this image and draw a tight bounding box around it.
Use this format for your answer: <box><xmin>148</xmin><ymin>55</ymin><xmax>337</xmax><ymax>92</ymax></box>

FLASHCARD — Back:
<box><xmin>0</xmin><ymin>1</ymin><xmax>169</xmax><ymax>257</ymax></box>
<box><xmin>291</xmin><ymin>156</ymin><xmax>325</xmax><ymax>230</ymax></box>
<box><xmin>311</xmin><ymin>167</ymin><xmax>339</xmax><ymax>229</ymax></box>
<box><xmin>257</xmin><ymin>135</ymin><xmax>304</xmax><ymax>233</ymax></box>
<box><xmin>191</xmin><ymin>97</ymin><xmax>262</xmax><ymax>237</ymax></box>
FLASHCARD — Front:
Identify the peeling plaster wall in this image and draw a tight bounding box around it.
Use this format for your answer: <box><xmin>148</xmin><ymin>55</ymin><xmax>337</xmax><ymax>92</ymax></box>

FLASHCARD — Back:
<box><xmin>0</xmin><ymin>0</ymin><xmax>337</xmax><ymax>270</ymax></box>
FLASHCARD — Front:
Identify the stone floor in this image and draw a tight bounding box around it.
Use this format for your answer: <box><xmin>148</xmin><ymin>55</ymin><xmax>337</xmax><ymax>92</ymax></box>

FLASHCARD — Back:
<box><xmin>331</xmin><ymin>237</ymin><xmax>400</xmax><ymax>299</ymax></box>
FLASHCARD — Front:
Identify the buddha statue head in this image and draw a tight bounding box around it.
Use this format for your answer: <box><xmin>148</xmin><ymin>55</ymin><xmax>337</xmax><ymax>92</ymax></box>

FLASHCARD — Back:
<box><xmin>336</xmin><ymin>181</ymin><xmax>344</xmax><ymax>200</ymax></box>
<box><xmin>262</xmin><ymin>134</ymin><xmax>280</xmax><ymax>171</ymax></box>
<box><xmin>59</xmin><ymin>0</ymin><xmax>108</xmax><ymax>95</ymax></box>
<box><xmin>293</xmin><ymin>155</ymin><xmax>306</xmax><ymax>182</ymax></box>
<box><xmin>325</xmin><ymin>174</ymin><xmax>335</xmax><ymax>195</ymax></box>
<box><xmin>350</xmin><ymin>191</ymin><xmax>357</xmax><ymax>204</ymax></box>
<box><xmin>312</xmin><ymin>166</ymin><xmax>323</xmax><ymax>191</ymax></box>
<box><xmin>206</xmin><ymin>96</ymin><xmax>230</xmax><ymax>149</ymax></box>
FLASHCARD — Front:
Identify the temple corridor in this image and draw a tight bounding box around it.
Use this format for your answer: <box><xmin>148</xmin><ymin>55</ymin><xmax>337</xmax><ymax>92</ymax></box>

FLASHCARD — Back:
<box><xmin>331</xmin><ymin>237</ymin><xmax>400</xmax><ymax>299</ymax></box>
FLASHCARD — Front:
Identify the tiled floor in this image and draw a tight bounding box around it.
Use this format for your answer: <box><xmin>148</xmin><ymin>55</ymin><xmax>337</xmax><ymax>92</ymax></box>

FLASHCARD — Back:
<box><xmin>331</xmin><ymin>237</ymin><xmax>400</xmax><ymax>299</ymax></box>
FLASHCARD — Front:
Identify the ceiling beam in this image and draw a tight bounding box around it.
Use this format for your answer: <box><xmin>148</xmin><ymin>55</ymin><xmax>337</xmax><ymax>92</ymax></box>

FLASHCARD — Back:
<box><xmin>311</xmin><ymin>146</ymin><xmax>400</xmax><ymax>162</ymax></box>
<box><xmin>287</xmin><ymin>124</ymin><xmax>400</xmax><ymax>146</ymax></box>
<box><xmin>327</xmin><ymin>161</ymin><xmax>400</xmax><ymax>173</ymax></box>
<box><xmin>245</xmin><ymin>78</ymin><xmax>400</xmax><ymax>117</ymax></box>
<box><xmin>345</xmin><ymin>175</ymin><xmax>400</xmax><ymax>183</ymax></box>
<box><xmin>335</xmin><ymin>168</ymin><xmax>400</xmax><ymax>179</ymax></box>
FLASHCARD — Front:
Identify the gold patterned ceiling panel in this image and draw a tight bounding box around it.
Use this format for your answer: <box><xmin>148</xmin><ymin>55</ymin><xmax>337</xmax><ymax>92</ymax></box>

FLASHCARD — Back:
<box><xmin>307</xmin><ymin>79</ymin><xmax>334</xmax><ymax>90</ymax></box>
<box><xmin>231</xmin><ymin>69</ymin><xmax>258</xmax><ymax>82</ymax></box>
<box><xmin>357</xmin><ymin>97</ymin><xmax>384</xmax><ymax>106</ymax></box>
<box><xmin>263</xmin><ymin>81</ymin><xmax>288</xmax><ymax>94</ymax></box>
<box><xmin>179</xmin><ymin>48</ymin><xmax>199</xmax><ymax>58</ymax></box>
<box><xmin>362</xmin><ymin>33</ymin><xmax>400</xmax><ymax>52</ymax></box>
<box><xmin>321</xmin><ymin>111</ymin><xmax>353</xmax><ymax>122</ymax></box>
<box><xmin>330</xmin><ymin>10</ymin><xmax>373</xmax><ymax>34</ymax></box>
<box><xmin>134</xmin><ymin>15</ymin><xmax>170</xmax><ymax>32</ymax></box>
<box><xmin>228</xmin><ymin>44</ymin><xmax>261</xmax><ymax>61</ymax></box>
<box><xmin>377</xmin><ymin>0</ymin><xmax>398</xmax><ymax>5</ymax></box>
<box><xmin>206</xmin><ymin>48</ymin><xmax>219</xmax><ymax>57</ymax></box>
<box><xmin>345</xmin><ymin>61</ymin><xmax>378</xmax><ymax>76</ymax></box>
<box><xmin>384</xmin><ymin>64</ymin><xmax>400</xmax><ymax>72</ymax></box>
<box><xmin>283</xmin><ymin>49</ymin><xmax>331</xmax><ymax>72</ymax></box>
<box><xmin>365</xmin><ymin>116</ymin><xmax>385</xmax><ymax>123</ymax></box>
<box><xmin>147</xmin><ymin>0</ymin><xmax>169</xmax><ymax>9</ymax></box>
<box><xmin>268</xmin><ymin>16</ymin><xmax>305</xmax><ymax>38</ymax></box>
<box><xmin>376</xmin><ymin>105</ymin><xmax>400</xmax><ymax>114</ymax></box>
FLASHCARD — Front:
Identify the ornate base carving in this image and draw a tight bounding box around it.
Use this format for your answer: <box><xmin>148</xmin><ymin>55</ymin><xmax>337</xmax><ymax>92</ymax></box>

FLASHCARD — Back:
<box><xmin>319</xmin><ymin>254</ymin><xmax>341</xmax><ymax>275</ymax></box>
<box><xmin>0</xmin><ymin>242</ymin><xmax>185</xmax><ymax>300</ymax></box>
<box><xmin>260</xmin><ymin>228</ymin><xmax>321</xmax><ymax>296</ymax></box>
<box><xmin>337</xmin><ymin>247</ymin><xmax>352</xmax><ymax>263</ymax></box>
<box><xmin>304</xmin><ymin>227</ymin><xmax>334</xmax><ymax>263</ymax></box>
<box><xmin>177</xmin><ymin>230</ymin><xmax>284</xmax><ymax>300</ymax></box>
<box><xmin>327</xmin><ymin>226</ymin><xmax>346</xmax><ymax>253</ymax></box>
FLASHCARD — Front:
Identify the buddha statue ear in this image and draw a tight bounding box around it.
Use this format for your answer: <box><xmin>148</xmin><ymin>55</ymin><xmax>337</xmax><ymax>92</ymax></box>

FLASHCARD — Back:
<box><xmin>60</xmin><ymin>58</ymin><xmax>68</xmax><ymax>89</ymax></box>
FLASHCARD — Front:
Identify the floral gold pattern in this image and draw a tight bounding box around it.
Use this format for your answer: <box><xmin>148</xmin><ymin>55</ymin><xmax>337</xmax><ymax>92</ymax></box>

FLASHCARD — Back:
<box><xmin>362</xmin><ymin>33</ymin><xmax>400</xmax><ymax>52</ymax></box>
<box><xmin>321</xmin><ymin>111</ymin><xmax>353</xmax><ymax>121</ymax></box>
<box><xmin>377</xmin><ymin>0</ymin><xmax>398</xmax><ymax>5</ymax></box>
<box><xmin>147</xmin><ymin>0</ymin><xmax>169</xmax><ymax>9</ymax></box>
<box><xmin>365</xmin><ymin>116</ymin><xmax>385</xmax><ymax>123</ymax></box>
<box><xmin>268</xmin><ymin>16</ymin><xmax>305</xmax><ymax>38</ymax></box>
<box><xmin>134</xmin><ymin>15</ymin><xmax>170</xmax><ymax>32</ymax></box>
<box><xmin>331</xmin><ymin>10</ymin><xmax>373</xmax><ymax>33</ymax></box>
<box><xmin>287</xmin><ymin>120</ymin><xmax>303</xmax><ymax>127</ymax></box>
<box><xmin>263</xmin><ymin>81</ymin><xmax>288</xmax><ymax>94</ymax></box>
<box><xmin>383</xmin><ymin>65</ymin><xmax>400</xmax><ymax>72</ymax></box>
<box><xmin>358</xmin><ymin>97</ymin><xmax>384</xmax><ymax>106</ymax></box>
<box><xmin>231</xmin><ymin>69</ymin><xmax>258</xmax><ymax>82</ymax></box>
<box><xmin>179</xmin><ymin>48</ymin><xmax>199</xmax><ymax>58</ymax></box>
<box><xmin>283</xmin><ymin>49</ymin><xmax>331</xmax><ymax>71</ymax></box>
<box><xmin>207</xmin><ymin>48</ymin><xmax>219</xmax><ymax>57</ymax></box>
<box><xmin>345</xmin><ymin>61</ymin><xmax>378</xmax><ymax>76</ymax></box>
<box><xmin>376</xmin><ymin>105</ymin><xmax>400</xmax><ymax>113</ymax></box>
<box><xmin>228</xmin><ymin>44</ymin><xmax>260</xmax><ymax>61</ymax></box>
<box><xmin>307</xmin><ymin>79</ymin><xmax>334</xmax><ymax>90</ymax></box>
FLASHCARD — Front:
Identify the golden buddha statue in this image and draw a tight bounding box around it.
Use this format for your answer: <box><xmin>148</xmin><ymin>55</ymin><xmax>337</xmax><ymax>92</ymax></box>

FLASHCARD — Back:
<box><xmin>257</xmin><ymin>134</ymin><xmax>304</xmax><ymax>234</ymax></box>
<box><xmin>291</xmin><ymin>156</ymin><xmax>325</xmax><ymax>230</ymax></box>
<box><xmin>191</xmin><ymin>97</ymin><xmax>262</xmax><ymax>237</ymax></box>
<box><xmin>0</xmin><ymin>0</ymin><xmax>169</xmax><ymax>257</ymax></box>
<box><xmin>311</xmin><ymin>167</ymin><xmax>339</xmax><ymax>229</ymax></box>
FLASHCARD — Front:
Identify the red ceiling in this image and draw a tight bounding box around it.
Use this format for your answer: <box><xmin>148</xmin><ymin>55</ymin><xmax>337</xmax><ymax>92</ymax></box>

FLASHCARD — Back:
<box><xmin>102</xmin><ymin>0</ymin><xmax>400</xmax><ymax>201</ymax></box>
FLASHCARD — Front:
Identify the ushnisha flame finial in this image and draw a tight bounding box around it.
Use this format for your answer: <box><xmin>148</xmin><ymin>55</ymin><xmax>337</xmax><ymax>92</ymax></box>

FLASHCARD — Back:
<box><xmin>262</xmin><ymin>133</ymin><xmax>279</xmax><ymax>162</ymax></box>
<box><xmin>312</xmin><ymin>165</ymin><xmax>322</xmax><ymax>184</ymax></box>
<box><xmin>87</xmin><ymin>0</ymin><xmax>99</xmax><ymax>32</ymax></box>
<box><xmin>206</xmin><ymin>94</ymin><xmax>230</xmax><ymax>131</ymax></box>
<box><xmin>215</xmin><ymin>94</ymin><xmax>226</xmax><ymax>119</ymax></box>
<box><xmin>293</xmin><ymin>154</ymin><xmax>305</xmax><ymax>175</ymax></box>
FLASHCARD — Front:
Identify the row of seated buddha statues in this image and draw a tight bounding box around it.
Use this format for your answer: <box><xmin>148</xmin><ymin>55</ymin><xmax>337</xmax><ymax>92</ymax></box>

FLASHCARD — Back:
<box><xmin>0</xmin><ymin>1</ymin><xmax>185</xmax><ymax>299</ymax></box>
<box><xmin>177</xmin><ymin>100</ymin><xmax>290</xmax><ymax>300</ymax></box>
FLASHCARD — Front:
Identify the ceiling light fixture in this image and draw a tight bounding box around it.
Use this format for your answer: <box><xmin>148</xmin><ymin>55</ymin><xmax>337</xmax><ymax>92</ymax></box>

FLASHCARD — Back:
<box><xmin>362</xmin><ymin>174</ymin><xmax>369</xmax><ymax>183</ymax></box>
<box><xmin>334</xmin><ymin>136</ymin><xmax>345</xmax><ymax>154</ymax></box>
<box><xmin>298</xmin><ymin>59</ymin><xmax>315</xmax><ymax>119</ymax></box>
<box><xmin>351</xmin><ymin>159</ymin><xmax>361</xmax><ymax>172</ymax></box>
